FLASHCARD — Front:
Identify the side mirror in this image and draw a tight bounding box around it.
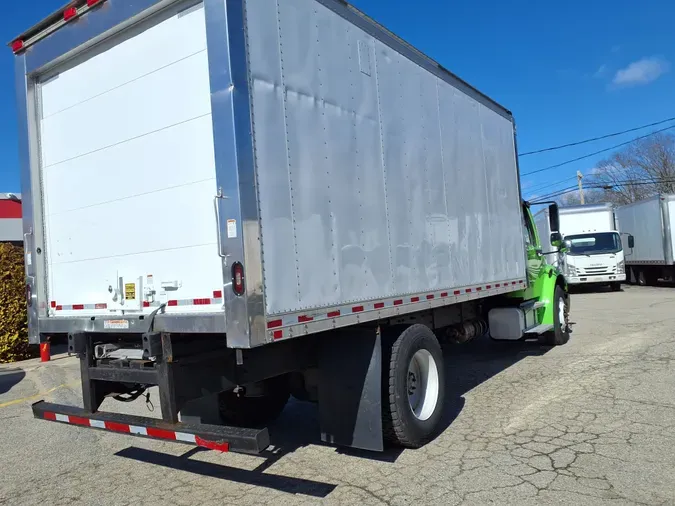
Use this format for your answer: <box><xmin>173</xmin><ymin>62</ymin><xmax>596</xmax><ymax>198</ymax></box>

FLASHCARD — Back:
<box><xmin>548</xmin><ymin>203</ymin><xmax>560</xmax><ymax>232</ymax></box>
<box><xmin>628</xmin><ymin>235</ymin><xmax>635</xmax><ymax>249</ymax></box>
<box><xmin>550</xmin><ymin>232</ymin><xmax>563</xmax><ymax>247</ymax></box>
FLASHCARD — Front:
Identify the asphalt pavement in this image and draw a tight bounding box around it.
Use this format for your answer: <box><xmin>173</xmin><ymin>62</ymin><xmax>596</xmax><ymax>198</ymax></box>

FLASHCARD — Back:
<box><xmin>1</xmin><ymin>285</ymin><xmax>675</xmax><ymax>505</ymax></box>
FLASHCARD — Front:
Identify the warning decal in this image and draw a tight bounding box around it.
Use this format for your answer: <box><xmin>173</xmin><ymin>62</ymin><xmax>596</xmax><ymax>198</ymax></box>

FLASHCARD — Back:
<box><xmin>125</xmin><ymin>283</ymin><xmax>136</xmax><ymax>300</ymax></box>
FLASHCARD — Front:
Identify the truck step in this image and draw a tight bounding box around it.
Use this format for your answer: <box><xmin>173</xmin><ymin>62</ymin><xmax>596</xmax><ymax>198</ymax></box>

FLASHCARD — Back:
<box><xmin>520</xmin><ymin>300</ymin><xmax>547</xmax><ymax>310</ymax></box>
<box><xmin>525</xmin><ymin>323</ymin><xmax>554</xmax><ymax>334</ymax></box>
<box><xmin>32</xmin><ymin>400</ymin><xmax>270</xmax><ymax>455</ymax></box>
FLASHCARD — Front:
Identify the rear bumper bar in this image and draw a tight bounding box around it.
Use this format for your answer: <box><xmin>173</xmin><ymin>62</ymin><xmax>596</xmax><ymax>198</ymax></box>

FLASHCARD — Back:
<box><xmin>32</xmin><ymin>400</ymin><xmax>270</xmax><ymax>454</ymax></box>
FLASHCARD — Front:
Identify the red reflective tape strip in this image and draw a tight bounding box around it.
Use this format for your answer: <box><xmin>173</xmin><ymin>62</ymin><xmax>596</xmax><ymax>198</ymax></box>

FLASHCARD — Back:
<box><xmin>267</xmin><ymin>320</ymin><xmax>282</xmax><ymax>329</ymax></box>
<box><xmin>193</xmin><ymin>298</ymin><xmax>210</xmax><ymax>305</ymax></box>
<box><xmin>393</xmin><ymin>299</ymin><xmax>403</xmax><ymax>306</ymax></box>
<box><xmin>486</xmin><ymin>285</ymin><xmax>492</xmax><ymax>289</ymax></box>
<box><xmin>213</xmin><ymin>290</ymin><xmax>223</xmax><ymax>298</ymax></box>
<box><xmin>167</xmin><ymin>300</ymin><xmax>178</xmax><ymax>307</ymax></box>
<box><xmin>146</xmin><ymin>427</ymin><xmax>176</xmax><ymax>440</ymax></box>
<box><xmin>496</xmin><ymin>283</ymin><xmax>501</xmax><ymax>287</ymax></box>
<box><xmin>43</xmin><ymin>412</ymin><xmax>57</xmax><ymax>421</ymax></box>
<box><xmin>63</xmin><ymin>7</ymin><xmax>78</xmax><ymax>20</ymax></box>
<box><xmin>0</xmin><ymin>200</ymin><xmax>22</xmax><ymax>218</ymax></box>
<box><xmin>441</xmin><ymin>292</ymin><xmax>448</xmax><ymax>297</ymax></box>
<box><xmin>104</xmin><ymin>421</ymin><xmax>131</xmax><ymax>433</ymax></box>
<box><xmin>374</xmin><ymin>302</ymin><xmax>385</xmax><ymax>309</ymax></box>
<box><xmin>273</xmin><ymin>330</ymin><xmax>283</xmax><ymax>340</ymax></box>
<box><xmin>454</xmin><ymin>290</ymin><xmax>461</xmax><ymax>295</ymax></box>
<box><xmin>465</xmin><ymin>289</ymin><xmax>472</xmax><ymax>293</ymax></box>
<box><xmin>411</xmin><ymin>297</ymin><xmax>420</xmax><ymax>303</ymax></box>
<box><xmin>327</xmin><ymin>310</ymin><xmax>341</xmax><ymax>318</ymax></box>
<box><xmin>95</xmin><ymin>303</ymin><xmax>107</xmax><ymax>310</ymax></box>
<box><xmin>512</xmin><ymin>281</ymin><xmax>517</xmax><ymax>285</ymax></box>
<box><xmin>143</xmin><ymin>301</ymin><xmax>151</xmax><ymax>308</ymax></box>
<box><xmin>55</xmin><ymin>305</ymin><xmax>63</xmax><ymax>311</ymax></box>
<box><xmin>72</xmin><ymin>304</ymin><xmax>85</xmax><ymax>310</ymax></box>
<box><xmin>427</xmin><ymin>294</ymin><xmax>434</xmax><ymax>300</ymax></box>
<box><xmin>69</xmin><ymin>415</ymin><xmax>91</xmax><ymax>426</ymax></box>
<box><xmin>352</xmin><ymin>306</ymin><xmax>364</xmax><ymax>313</ymax></box>
<box><xmin>298</xmin><ymin>315</ymin><xmax>313</xmax><ymax>323</ymax></box>
<box><xmin>476</xmin><ymin>287</ymin><xmax>482</xmax><ymax>292</ymax></box>
<box><xmin>195</xmin><ymin>436</ymin><xmax>229</xmax><ymax>452</ymax></box>
<box><xmin>50</xmin><ymin>301</ymin><xmax>56</xmax><ymax>308</ymax></box>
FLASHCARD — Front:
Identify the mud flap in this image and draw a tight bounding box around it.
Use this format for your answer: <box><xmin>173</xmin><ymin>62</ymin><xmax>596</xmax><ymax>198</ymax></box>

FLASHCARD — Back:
<box><xmin>317</xmin><ymin>327</ymin><xmax>383</xmax><ymax>452</ymax></box>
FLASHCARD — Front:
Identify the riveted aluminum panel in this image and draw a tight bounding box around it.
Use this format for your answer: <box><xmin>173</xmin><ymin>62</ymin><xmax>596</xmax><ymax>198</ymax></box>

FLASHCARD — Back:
<box><xmin>245</xmin><ymin>0</ymin><xmax>525</xmax><ymax>317</ymax></box>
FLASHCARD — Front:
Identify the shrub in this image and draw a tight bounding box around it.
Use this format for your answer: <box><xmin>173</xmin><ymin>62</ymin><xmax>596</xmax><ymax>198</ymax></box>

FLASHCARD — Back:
<box><xmin>0</xmin><ymin>242</ymin><xmax>33</xmax><ymax>363</ymax></box>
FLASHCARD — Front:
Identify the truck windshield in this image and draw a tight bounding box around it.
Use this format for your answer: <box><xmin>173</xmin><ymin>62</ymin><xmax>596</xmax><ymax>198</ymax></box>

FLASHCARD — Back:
<box><xmin>565</xmin><ymin>232</ymin><xmax>622</xmax><ymax>255</ymax></box>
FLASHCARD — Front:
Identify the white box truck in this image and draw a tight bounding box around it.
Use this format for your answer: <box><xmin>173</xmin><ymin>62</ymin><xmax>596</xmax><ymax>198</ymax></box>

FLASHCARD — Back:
<box><xmin>536</xmin><ymin>204</ymin><xmax>627</xmax><ymax>290</ymax></box>
<box><xmin>615</xmin><ymin>194</ymin><xmax>674</xmax><ymax>285</ymax></box>
<box><xmin>13</xmin><ymin>0</ymin><xmax>570</xmax><ymax>454</ymax></box>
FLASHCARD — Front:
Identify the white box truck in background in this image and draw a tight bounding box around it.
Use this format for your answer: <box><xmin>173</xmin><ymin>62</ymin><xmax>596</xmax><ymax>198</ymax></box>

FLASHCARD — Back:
<box><xmin>615</xmin><ymin>194</ymin><xmax>674</xmax><ymax>285</ymax></box>
<box><xmin>536</xmin><ymin>204</ymin><xmax>627</xmax><ymax>290</ymax></box>
<box><xmin>13</xmin><ymin>0</ymin><xmax>570</xmax><ymax>455</ymax></box>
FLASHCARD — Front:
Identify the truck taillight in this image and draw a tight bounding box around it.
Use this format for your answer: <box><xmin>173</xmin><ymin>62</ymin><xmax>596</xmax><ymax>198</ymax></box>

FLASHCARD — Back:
<box><xmin>232</xmin><ymin>262</ymin><xmax>245</xmax><ymax>296</ymax></box>
<box><xmin>11</xmin><ymin>40</ymin><xmax>24</xmax><ymax>53</ymax></box>
<box><xmin>26</xmin><ymin>283</ymin><xmax>32</xmax><ymax>307</ymax></box>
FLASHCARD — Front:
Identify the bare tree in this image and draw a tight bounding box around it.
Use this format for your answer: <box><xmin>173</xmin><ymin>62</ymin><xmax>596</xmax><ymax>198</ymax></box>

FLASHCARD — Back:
<box><xmin>589</xmin><ymin>133</ymin><xmax>675</xmax><ymax>205</ymax></box>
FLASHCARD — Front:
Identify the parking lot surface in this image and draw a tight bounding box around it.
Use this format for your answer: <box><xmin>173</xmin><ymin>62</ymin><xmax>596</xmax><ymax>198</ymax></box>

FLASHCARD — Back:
<box><xmin>2</xmin><ymin>285</ymin><xmax>675</xmax><ymax>505</ymax></box>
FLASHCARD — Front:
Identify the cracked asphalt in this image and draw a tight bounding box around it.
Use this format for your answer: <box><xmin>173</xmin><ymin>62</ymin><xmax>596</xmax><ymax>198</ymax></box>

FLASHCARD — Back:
<box><xmin>2</xmin><ymin>285</ymin><xmax>675</xmax><ymax>505</ymax></box>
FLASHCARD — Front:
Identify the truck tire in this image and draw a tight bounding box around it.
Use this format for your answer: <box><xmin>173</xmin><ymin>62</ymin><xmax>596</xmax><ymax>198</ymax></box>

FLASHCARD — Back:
<box><xmin>540</xmin><ymin>286</ymin><xmax>570</xmax><ymax>346</ymax></box>
<box><xmin>218</xmin><ymin>377</ymin><xmax>290</xmax><ymax>428</ymax></box>
<box><xmin>610</xmin><ymin>282</ymin><xmax>622</xmax><ymax>292</ymax></box>
<box><xmin>382</xmin><ymin>324</ymin><xmax>445</xmax><ymax>448</ymax></box>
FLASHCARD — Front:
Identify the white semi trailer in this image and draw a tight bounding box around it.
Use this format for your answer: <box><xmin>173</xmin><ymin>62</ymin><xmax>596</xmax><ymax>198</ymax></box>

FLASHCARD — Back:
<box><xmin>12</xmin><ymin>0</ymin><xmax>569</xmax><ymax>454</ymax></box>
<box><xmin>615</xmin><ymin>194</ymin><xmax>674</xmax><ymax>285</ymax></box>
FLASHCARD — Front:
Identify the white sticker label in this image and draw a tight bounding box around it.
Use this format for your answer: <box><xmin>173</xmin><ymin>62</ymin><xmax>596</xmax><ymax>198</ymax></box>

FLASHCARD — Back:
<box><xmin>26</xmin><ymin>253</ymin><xmax>32</xmax><ymax>266</ymax></box>
<box><xmin>103</xmin><ymin>320</ymin><xmax>130</xmax><ymax>330</ymax></box>
<box><xmin>227</xmin><ymin>219</ymin><xmax>237</xmax><ymax>238</ymax></box>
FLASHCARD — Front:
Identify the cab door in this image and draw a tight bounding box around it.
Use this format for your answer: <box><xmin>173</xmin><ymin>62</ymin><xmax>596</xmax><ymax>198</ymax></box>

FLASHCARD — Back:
<box><xmin>522</xmin><ymin>206</ymin><xmax>544</xmax><ymax>283</ymax></box>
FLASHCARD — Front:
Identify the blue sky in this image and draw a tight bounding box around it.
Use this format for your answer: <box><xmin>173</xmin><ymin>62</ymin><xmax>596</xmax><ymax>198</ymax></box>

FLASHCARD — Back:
<box><xmin>2</xmin><ymin>0</ymin><xmax>674</xmax><ymax>201</ymax></box>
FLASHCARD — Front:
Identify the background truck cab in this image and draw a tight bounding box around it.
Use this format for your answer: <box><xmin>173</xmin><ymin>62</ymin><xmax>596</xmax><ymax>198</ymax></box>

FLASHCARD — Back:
<box><xmin>536</xmin><ymin>203</ymin><xmax>629</xmax><ymax>291</ymax></box>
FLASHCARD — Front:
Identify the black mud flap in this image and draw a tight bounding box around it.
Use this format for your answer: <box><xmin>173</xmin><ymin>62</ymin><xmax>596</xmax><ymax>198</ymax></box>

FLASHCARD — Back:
<box><xmin>317</xmin><ymin>327</ymin><xmax>383</xmax><ymax>452</ymax></box>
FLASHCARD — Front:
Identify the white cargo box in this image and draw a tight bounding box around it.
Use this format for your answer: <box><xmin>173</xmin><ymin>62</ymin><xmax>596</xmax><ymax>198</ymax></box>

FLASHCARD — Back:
<box><xmin>615</xmin><ymin>195</ymin><xmax>675</xmax><ymax>265</ymax></box>
<box><xmin>16</xmin><ymin>0</ymin><xmax>527</xmax><ymax>348</ymax></box>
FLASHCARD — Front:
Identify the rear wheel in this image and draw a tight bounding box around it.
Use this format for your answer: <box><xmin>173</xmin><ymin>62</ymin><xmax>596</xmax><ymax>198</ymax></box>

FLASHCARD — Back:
<box><xmin>218</xmin><ymin>377</ymin><xmax>290</xmax><ymax>427</ymax></box>
<box><xmin>382</xmin><ymin>324</ymin><xmax>445</xmax><ymax>448</ymax></box>
<box><xmin>540</xmin><ymin>286</ymin><xmax>570</xmax><ymax>346</ymax></box>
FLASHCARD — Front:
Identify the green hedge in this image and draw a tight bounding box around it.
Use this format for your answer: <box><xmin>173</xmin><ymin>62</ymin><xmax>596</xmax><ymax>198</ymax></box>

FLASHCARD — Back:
<box><xmin>0</xmin><ymin>242</ymin><xmax>34</xmax><ymax>363</ymax></box>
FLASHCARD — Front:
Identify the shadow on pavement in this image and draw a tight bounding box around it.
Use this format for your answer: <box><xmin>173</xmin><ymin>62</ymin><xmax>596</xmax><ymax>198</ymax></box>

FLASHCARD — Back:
<box><xmin>116</xmin><ymin>446</ymin><xmax>336</xmax><ymax>497</ymax></box>
<box><xmin>115</xmin><ymin>334</ymin><xmax>552</xmax><ymax>496</ymax></box>
<box><xmin>0</xmin><ymin>368</ymin><xmax>26</xmax><ymax>395</ymax></box>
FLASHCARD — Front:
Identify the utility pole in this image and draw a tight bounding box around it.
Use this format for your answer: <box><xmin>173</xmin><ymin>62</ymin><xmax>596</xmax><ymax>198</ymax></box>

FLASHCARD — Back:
<box><xmin>577</xmin><ymin>171</ymin><xmax>585</xmax><ymax>205</ymax></box>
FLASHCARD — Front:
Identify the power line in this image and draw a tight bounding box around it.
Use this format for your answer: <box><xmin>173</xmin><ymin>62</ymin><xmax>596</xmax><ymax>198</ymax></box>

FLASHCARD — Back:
<box><xmin>519</xmin><ymin>116</ymin><xmax>675</xmax><ymax>156</ymax></box>
<box><xmin>532</xmin><ymin>177</ymin><xmax>665</xmax><ymax>201</ymax></box>
<box><xmin>521</xmin><ymin>125</ymin><xmax>675</xmax><ymax>177</ymax></box>
<box><xmin>530</xmin><ymin>178</ymin><xmax>675</xmax><ymax>203</ymax></box>
<box><xmin>525</xmin><ymin>176</ymin><xmax>576</xmax><ymax>194</ymax></box>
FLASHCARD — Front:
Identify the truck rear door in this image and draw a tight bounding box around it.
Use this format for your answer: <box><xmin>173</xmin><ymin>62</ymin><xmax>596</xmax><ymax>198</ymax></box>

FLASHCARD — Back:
<box><xmin>36</xmin><ymin>2</ymin><xmax>224</xmax><ymax>316</ymax></box>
